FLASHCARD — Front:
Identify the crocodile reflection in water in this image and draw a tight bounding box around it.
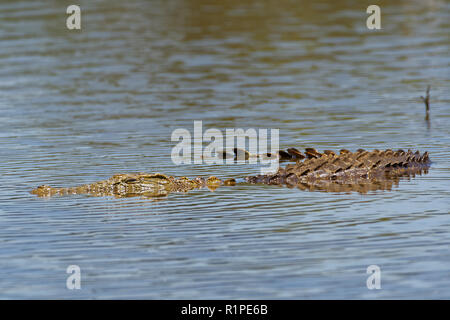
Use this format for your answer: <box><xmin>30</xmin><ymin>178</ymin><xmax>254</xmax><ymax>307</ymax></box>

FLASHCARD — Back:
<box><xmin>31</xmin><ymin>148</ymin><xmax>431</xmax><ymax>198</ymax></box>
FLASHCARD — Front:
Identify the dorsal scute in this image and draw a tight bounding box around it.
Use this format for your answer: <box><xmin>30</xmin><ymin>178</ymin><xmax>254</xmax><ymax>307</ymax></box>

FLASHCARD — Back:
<box><xmin>287</xmin><ymin>147</ymin><xmax>305</xmax><ymax>160</ymax></box>
<box><xmin>305</xmin><ymin>148</ymin><xmax>322</xmax><ymax>159</ymax></box>
<box><xmin>277</xmin><ymin>150</ymin><xmax>292</xmax><ymax>160</ymax></box>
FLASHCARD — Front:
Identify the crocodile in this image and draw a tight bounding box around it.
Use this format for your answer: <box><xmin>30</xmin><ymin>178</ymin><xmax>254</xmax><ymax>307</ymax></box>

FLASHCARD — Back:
<box><xmin>31</xmin><ymin>148</ymin><xmax>431</xmax><ymax>198</ymax></box>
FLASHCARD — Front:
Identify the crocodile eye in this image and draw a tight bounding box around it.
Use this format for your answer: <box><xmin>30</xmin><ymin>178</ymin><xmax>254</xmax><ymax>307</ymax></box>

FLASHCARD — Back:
<box><xmin>148</xmin><ymin>174</ymin><xmax>170</xmax><ymax>180</ymax></box>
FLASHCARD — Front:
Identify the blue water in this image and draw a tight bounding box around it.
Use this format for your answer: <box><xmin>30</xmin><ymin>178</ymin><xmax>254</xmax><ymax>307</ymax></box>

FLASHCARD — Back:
<box><xmin>0</xmin><ymin>0</ymin><xmax>449</xmax><ymax>299</ymax></box>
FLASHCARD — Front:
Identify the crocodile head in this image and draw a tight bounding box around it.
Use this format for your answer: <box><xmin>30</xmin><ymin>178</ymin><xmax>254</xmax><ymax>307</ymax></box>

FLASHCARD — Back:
<box><xmin>110</xmin><ymin>173</ymin><xmax>175</xmax><ymax>197</ymax></box>
<box><xmin>30</xmin><ymin>185</ymin><xmax>56</xmax><ymax>197</ymax></box>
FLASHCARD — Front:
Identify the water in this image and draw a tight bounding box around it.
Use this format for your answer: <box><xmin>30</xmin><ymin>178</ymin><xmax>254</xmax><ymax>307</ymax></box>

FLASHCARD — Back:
<box><xmin>0</xmin><ymin>0</ymin><xmax>449</xmax><ymax>299</ymax></box>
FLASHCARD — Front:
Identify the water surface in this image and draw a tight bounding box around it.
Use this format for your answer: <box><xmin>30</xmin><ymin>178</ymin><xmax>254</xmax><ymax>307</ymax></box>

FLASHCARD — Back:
<box><xmin>0</xmin><ymin>0</ymin><xmax>449</xmax><ymax>299</ymax></box>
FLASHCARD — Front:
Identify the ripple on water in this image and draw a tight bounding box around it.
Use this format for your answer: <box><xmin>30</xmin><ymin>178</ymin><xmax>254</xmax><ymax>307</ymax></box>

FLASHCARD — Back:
<box><xmin>0</xmin><ymin>0</ymin><xmax>449</xmax><ymax>299</ymax></box>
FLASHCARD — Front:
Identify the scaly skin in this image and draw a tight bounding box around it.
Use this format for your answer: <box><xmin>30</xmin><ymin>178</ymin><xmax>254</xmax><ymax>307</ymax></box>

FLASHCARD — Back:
<box><xmin>246</xmin><ymin>148</ymin><xmax>430</xmax><ymax>193</ymax></box>
<box><xmin>31</xmin><ymin>148</ymin><xmax>431</xmax><ymax>197</ymax></box>
<box><xmin>31</xmin><ymin>173</ymin><xmax>232</xmax><ymax>198</ymax></box>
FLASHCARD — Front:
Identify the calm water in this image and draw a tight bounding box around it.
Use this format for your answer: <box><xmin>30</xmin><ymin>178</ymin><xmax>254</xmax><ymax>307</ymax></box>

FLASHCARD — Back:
<box><xmin>0</xmin><ymin>0</ymin><xmax>449</xmax><ymax>299</ymax></box>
